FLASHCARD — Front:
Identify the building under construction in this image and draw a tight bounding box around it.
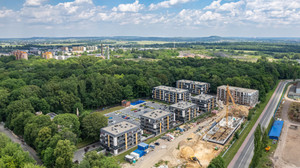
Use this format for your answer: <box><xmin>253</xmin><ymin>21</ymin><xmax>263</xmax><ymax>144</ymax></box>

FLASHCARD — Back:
<box><xmin>203</xmin><ymin>116</ymin><xmax>243</xmax><ymax>145</ymax></box>
<box><xmin>152</xmin><ymin>86</ymin><xmax>190</xmax><ymax>103</ymax></box>
<box><xmin>169</xmin><ymin>101</ymin><xmax>198</xmax><ymax>123</ymax></box>
<box><xmin>176</xmin><ymin>80</ymin><xmax>210</xmax><ymax>94</ymax></box>
<box><xmin>100</xmin><ymin>121</ymin><xmax>142</xmax><ymax>155</ymax></box>
<box><xmin>191</xmin><ymin>94</ymin><xmax>216</xmax><ymax>113</ymax></box>
<box><xmin>217</xmin><ymin>85</ymin><xmax>259</xmax><ymax>107</ymax></box>
<box><xmin>140</xmin><ymin>110</ymin><xmax>175</xmax><ymax>135</ymax></box>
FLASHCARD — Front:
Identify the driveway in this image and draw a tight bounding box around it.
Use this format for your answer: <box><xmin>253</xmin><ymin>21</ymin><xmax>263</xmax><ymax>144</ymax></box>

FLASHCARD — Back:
<box><xmin>73</xmin><ymin>142</ymin><xmax>102</xmax><ymax>162</ymax></box>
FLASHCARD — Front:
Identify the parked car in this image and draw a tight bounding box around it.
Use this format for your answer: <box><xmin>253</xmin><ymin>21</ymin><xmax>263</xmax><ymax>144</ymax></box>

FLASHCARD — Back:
<box><xmin>154</xmin><ymin>142</ymin><xmax>160</xmax><ymax>146</ymax></box>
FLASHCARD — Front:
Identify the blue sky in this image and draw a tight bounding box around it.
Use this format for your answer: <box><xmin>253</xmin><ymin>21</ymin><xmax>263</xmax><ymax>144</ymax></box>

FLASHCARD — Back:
<box><xmin>0</xmin><ymin>0</ymin><xmax>300</xmax><ymax>38</ymax></box>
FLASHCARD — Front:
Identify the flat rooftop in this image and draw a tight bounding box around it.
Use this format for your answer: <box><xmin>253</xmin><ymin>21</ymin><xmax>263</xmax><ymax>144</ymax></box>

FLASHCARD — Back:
<box><xmin>154</xmin><ymin>85</ymin><xmax>188</xmax><ymax>93</ymax></box>
<box><xmin>170</xmin><ymin>101</ymin><xmax>196</xmax><ymax>110</ymax></box>
<box><xmin>218</xmin><ymin>85</ymin><xmax>258</xmax><ymax>93</ymax></box>
<box><xmin>192</xmin><ymin>94</ymin><xmax>215</xmax><ymax>101</ymax></box>
<box><xmin>101</xmin><ymin>121</ymin><xmax>138</xmax><ymax>136</ymax></box>
<box><xmin>177</xmin><ymin>79</ymin><xmax>209</xmax><ymax>85</ymax></box>
<box><xmin>141</xmin><ymin>110</ymin><xmax>171</xmax><ymax>120</ymax></box>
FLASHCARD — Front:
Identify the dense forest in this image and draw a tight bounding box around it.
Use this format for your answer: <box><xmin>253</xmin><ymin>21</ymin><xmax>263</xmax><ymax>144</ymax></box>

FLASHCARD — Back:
<box><xmin>0</xmin><ymin>55</ymin><xmax>299</xmax><ymax>167</ymax></box>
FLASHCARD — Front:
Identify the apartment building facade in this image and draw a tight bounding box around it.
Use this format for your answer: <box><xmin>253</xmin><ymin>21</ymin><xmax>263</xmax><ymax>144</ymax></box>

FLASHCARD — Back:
<box><xmin>42</xmin><ymin>52</ymin><xmax>53</xmax><ymax>59</ymax></box>
<box><xmin>176</xmin><ymin>80</ymin><xmax>210</xmax><ymax>94</ymax></box>
<box><xmin>169</xmin><ymin>101</ymin><xmax>198</xmax><ymax>123</ymax></box>
<box><xmin>100</xmin><ymin>121</ymin><xmax>142</xmax><ymax>155</ymax></box>
<box><xmin>72</xmin><ymin>46</ymin><xmax>86</xmax><ymax>53</ymax></box>
<box><xmin>152</xmin><ymin>86</ymin><xmax>190</xmax><ymax>103</ymax></box>
<box><xmin>140</xmin><ymin>110</ymin><xmax>175</xmax><ymax>135</ymax></box>
<box><xmin>12</xmin><ymin>50</ymin><xmax>28</xmax><ymax>60</ymax></box>
<box><xmin>217</xmin><ymin>85</ymin><xmax>259</xmax><ymax>107</ymax></box>
<box><xmin>191</xmin><ymin>94</ymin><xmax>216</xmax><ymax>113</ymax></box>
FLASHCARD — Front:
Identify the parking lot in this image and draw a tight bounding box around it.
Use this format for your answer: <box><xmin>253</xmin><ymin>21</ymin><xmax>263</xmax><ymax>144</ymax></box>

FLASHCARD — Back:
<box><xmin>105</xmin><ymin>101</ymin><xmax>170</xmax><ymax>127</ymax></box>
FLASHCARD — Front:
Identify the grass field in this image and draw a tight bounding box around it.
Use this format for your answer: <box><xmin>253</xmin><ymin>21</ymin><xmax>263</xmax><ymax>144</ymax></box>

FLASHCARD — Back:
<box><xmin>97</xmin><ymin>106</ymin><xmax>125</xmax><ymax>115</ymax></box>
<box><xmin>221</xmin><ymin>80</ymin><xmax>280</xmax><ymax>167</ymax></box>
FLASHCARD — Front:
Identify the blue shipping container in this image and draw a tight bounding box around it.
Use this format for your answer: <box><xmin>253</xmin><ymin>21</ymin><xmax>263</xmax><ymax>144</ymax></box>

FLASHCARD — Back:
<box><xmin>133</xmin><ymin>149</ymin><xmax>146</xmax><ymax>157</ymax></box>
<box><xmin>138</xmin><ymin>142</ymin><xmax>149</xmax><ymax>150</ymax></box>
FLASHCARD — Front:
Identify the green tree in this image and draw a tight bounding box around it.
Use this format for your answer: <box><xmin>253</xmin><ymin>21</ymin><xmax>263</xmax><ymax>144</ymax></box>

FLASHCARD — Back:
<box><xmin>0</xmin><ymin>78</ymin><xmax>26</xmax><ymax>91</ymax></box>
<box><xmin>81</xmin><ymin>112</ymin><xmax>107</xmax><ymax>140</ymax></box>
<box><xmin>208</xmin><ymin>156</ymin><xmax>225</xmax><ymax>168</ymax></box>
<box><xmin>0</xmin><ymin>88</ymin><xmax>10</xmax><ymax>121</ymax></box>
<box><xmin>80</xmin><ymin>151</ymin><xmax>119</xmax><ymax>168</ymax></box>
<box><xmin>53</xmin><ymin>140</ymin><xmax>76</xmax><ymax>168</ymax></box>
<box><xmin>0</xmin><ymin>133</ymin><xmax>36</xmax><ymax>168</ymax></box>
<box><xmin>251</xmin><ymin>124</ymin><xmax>263</xmax><ymax>168</ymax></box>
<box><xmin>35</xmin><ymin>127</ymin><xmax>52</xmax><ymax>153</ymax></box>
<box><xmin>24</xmin><ymin>115</ymin><xmax>52</xmax><ymax>146</ymax></box>
<box><xmin>53</xmin><ymin>113</ymin><xmax>80</xmax><ymax>136</ymax></box>
<box><xmin>29</xmin><ymin>97</ymin><xmax>50</xmax><ymax>114</ymax></box>
<box><xmin>24</xmin><ymin>163</ymin><xmax>45</xmax><ymax>168</ymax></box>
<box><xmin>42</xmin><ymin>147</ymin><xmax>55</xmax><ymax>168</ymax></box>
<box><xmin>11</xmin><ymin>111</ymin><xmax>34</xmax><ymax>136</ymax></box>
<box><xmin>5</xmin><ymin>99</ymin><xmax>34</xmax><ymax>127</ymax></box>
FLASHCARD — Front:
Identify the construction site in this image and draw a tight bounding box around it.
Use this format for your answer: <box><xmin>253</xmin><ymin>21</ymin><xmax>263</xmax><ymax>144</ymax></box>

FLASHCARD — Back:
<box><xmin>123</xmin><ymin>85</ymin><xmax>250</xmax><ymax>168</ymax></box>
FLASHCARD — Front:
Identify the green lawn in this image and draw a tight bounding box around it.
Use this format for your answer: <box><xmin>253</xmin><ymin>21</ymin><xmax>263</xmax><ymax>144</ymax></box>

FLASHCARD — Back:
<box><xmin>97</xmin><ymin>106</ymin><xmax>125</xmax><ymax>115</ymax></box>
<box><xmin>221</xmin><ymin>80</ymin><xmax>280</xmax><ymax>167</ymax></box>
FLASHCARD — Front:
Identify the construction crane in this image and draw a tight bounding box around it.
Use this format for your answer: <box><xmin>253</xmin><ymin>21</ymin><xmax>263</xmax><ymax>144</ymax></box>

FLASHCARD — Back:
<box><xmin>226</xmin><ymin>85</ymin><xmax>236</xmax><ymax>127</ymax></box>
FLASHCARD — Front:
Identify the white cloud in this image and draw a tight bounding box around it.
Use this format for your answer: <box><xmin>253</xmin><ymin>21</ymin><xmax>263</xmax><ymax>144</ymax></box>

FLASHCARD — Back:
<box><xmin>204</xmin><ymin>0</ymin><xmax>221</xmax><ymax>10</ymax></box>
<box><xmin>0</xmin><ymin>9</ymin><xmax>14</xmax><ymax>18</ymax></box>
<box><xmin>149</xmin><ymin>0</ymin><xmax>192</xmax><ymax>10</ymax></box>
<box><xmin>24</xmin><ymin>0</ymin><xmax>48</xmax><ymax>6</ymax></box>
<box><xmin>112</xmin><ymin>0</ymin><xmax>144</xmax><ymax>12</ymax></box>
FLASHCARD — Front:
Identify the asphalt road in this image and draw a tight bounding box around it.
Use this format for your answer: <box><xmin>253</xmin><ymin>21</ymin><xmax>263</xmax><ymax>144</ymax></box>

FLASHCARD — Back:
<box><xmin>229</xmin><ymin>80</ymin><xmax>289</xmax><ymax>168</ymax></box>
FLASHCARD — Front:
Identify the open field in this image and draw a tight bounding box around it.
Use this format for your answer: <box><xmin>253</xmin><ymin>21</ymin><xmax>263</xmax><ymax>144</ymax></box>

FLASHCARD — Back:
<box><xmin>96</xmin><ymin>106</ymin><xmax>125</xmax><ymax>115</ymax></box>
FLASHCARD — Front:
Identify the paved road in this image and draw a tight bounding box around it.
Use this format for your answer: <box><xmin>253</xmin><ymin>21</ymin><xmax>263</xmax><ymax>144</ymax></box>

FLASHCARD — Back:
<box><xmin>229</xmin><ymin>80</ymin><xmax>289</xmax><ymax>168</ymax></box>
<box><xmin>0</xmin><ymin>122</ymin><xmax>42</xmax><ymax>165</ymax></box>
<box><xmin>73</xmin><ymin>142</ymin><xmax>102</xmax><ymax>162</ymax></box>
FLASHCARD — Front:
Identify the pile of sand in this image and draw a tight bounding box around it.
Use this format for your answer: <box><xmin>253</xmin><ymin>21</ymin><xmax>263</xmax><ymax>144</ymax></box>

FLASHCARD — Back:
<box><xmin>232</xmin><ymin>105</ymin><xmax>249</xmax><ymax>117</ymax></box>
<box><xmin>180</xmin><ymin>146</ymin><xmax>194</xmax><ymax>159</ymax></box>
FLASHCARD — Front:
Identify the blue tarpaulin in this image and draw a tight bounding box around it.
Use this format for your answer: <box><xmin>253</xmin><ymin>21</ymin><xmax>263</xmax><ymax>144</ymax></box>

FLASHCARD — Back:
<box><xmin>138</xmin><ymin>142</ymin><xmax>149</xmax><ymax>150</ymax></box>
<box><xmin>131</xmin><ymin>100</ymin><xmax>145</xmax><ymax>106</ymax></box>
<box><xmin>269</xmin><ymin>120</ymin><xmax>284</xmax><ymax>140</ymax></box>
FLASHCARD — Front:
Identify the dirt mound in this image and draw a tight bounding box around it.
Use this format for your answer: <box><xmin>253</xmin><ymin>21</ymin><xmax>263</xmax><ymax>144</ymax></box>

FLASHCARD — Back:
<box><xmin>180</xmin><ymin>146</ymin><xmax>194</xmax><ymax>159</ymax></box>
<box><xmin>232</xmin><ymin>105</ymin><xmax>249</xmax><ymax>117</ymax></box>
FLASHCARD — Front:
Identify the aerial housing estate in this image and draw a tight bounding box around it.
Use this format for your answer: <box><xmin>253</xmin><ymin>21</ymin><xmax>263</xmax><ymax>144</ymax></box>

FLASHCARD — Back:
<box><xmin>152</xmin><ymin>86</ymin><xmax>190</xmax><ymax>103</ymax></box>
<box><xmin>140</xmin><ymin>110</ymin><xmax>175</xmax><ymax>135</ymax></box>
<box><xmin>100</xmin><ymin>121</ymin><xmax>142</xmax><ymax>155</ymax></box>
<box><xmin>217</xmin><ymin>85</ymin><xmax>259</xmax><ymax>107</ymax></box>
<box><xmin>12</xmin><ymin>50</ymin><xmax>28</xmax><ymax>60</ymax></box>
<box><xmin>177</xmin><ymin>79</ymin><xmax>210</xmax><ymax>94</ymax></box>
